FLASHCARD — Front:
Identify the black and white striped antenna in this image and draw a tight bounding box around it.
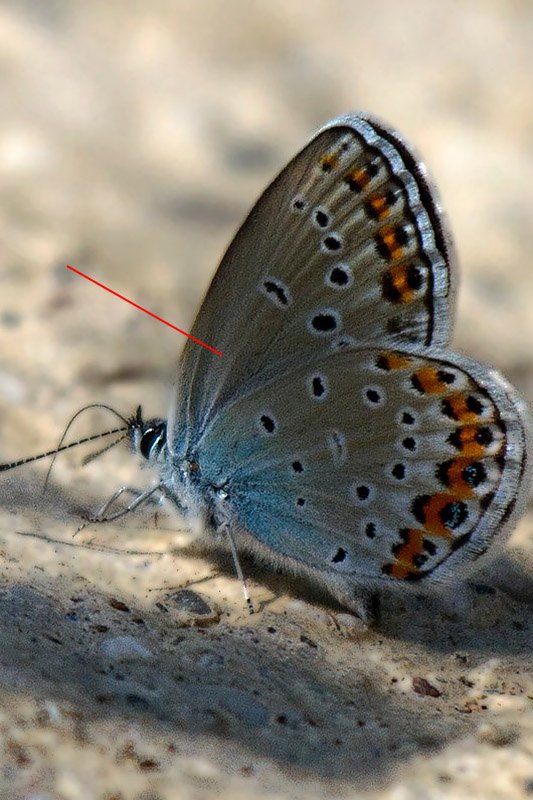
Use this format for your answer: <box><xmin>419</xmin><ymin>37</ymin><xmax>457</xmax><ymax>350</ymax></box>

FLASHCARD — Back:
<box><xmin>0</xmin><ymin>403</ymin><xmax>130</xmax><ymax>483</ymax></box>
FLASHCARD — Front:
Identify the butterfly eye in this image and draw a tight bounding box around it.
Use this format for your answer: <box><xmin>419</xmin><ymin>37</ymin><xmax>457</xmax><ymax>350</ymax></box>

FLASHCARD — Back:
<box><xmin>139</xmin><ymin>424</ymin><xmax>166</xmax><ymax>460</ymax></box>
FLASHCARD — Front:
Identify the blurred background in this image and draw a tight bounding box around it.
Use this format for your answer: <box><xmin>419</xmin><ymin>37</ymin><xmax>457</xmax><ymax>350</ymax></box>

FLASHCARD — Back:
<box><xmin>1</xmin><ymin>0</ymin><xmax>532</xmax><ymax>475</ymax></box>
<box><xmin>0</xmin><ymin>2</ymin><xmax>532</xmax><ymax>798</ymax></box>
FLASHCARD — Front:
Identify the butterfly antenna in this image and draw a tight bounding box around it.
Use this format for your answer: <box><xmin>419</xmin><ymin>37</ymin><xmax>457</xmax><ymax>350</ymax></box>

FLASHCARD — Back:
<box><xmin>224</xmin><ymin>525</ymin><xmax>255</xmax><ymax>615</ymax></box>
<box><xmin>81</xmin><ymin>433</ymin><xmax>129</xmax><ymax>466</ymax></box>
<box><xmin>0</xmin><ymin>403</ymin><xmax>130</xmax><ymax>489</ymax></box>
<box><xmin>42</xmin><ymin>403</ymin><xmax>131</xmax><ymax>492</ymax></box>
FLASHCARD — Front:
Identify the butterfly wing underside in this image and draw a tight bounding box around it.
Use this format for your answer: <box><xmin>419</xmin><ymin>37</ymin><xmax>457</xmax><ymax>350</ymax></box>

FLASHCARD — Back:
<box><xmin>196</xmin><ymin>347</ymin><xmax>530</xmax><ymax>587</ymax></box>
<box><xmin>172</xmin><ymin>114</ymin><xmax>456</xmax><ymax>453</ymax></box>
<box><xmin>168</xmin><ymin>113</ymin><xmax>531</xmax><ymax>595</ymax></box>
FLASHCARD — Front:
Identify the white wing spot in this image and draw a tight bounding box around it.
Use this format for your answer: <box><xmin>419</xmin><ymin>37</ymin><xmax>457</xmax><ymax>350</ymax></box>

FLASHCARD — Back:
<box><xmin>327</xmin><ymin>430</ymin><xmax>348</xmax><ymax>466</ymax></box>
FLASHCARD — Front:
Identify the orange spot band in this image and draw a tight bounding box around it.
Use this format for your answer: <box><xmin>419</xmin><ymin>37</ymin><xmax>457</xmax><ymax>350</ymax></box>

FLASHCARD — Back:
<box><xmin>379</xmin><ymin>351</ymin><xmax>413</xmax><ymax>370</ymax></box>
<box><xmin>389</xmin><ymin>264</ymin><xmax>415</xmax><ymax>302</ymax></box>
<box><xmin>413</xmin><ymin>367</ymin><xmax>449</xmax><ymax>395</ymax></box>
<box><xmin>381</xmin><ymin>227</ymin><xmax>403</xmax><ymax>259</ymax></box>
<box><xmin>446</xmin><ymin>394</ymin><xmax>480</xmax><ymax>423</ymax></box>
<box><xmin>370</xmin><ymin>195</ymin><xmax>390</xmax><ymax>219</ymax></box>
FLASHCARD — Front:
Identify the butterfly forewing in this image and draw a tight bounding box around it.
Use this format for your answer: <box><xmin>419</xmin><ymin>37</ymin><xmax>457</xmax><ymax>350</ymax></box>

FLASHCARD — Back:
<box><xmin>173</xmin><ymin>115</ymin><xmax>455</xmax><ymax>455</ymax></box>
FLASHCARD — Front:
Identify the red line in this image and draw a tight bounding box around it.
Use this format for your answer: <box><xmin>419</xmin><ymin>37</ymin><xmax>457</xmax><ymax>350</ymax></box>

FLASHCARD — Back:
<box><xmin>66</xmin><ymin>265</ymin><xmax>222</xmax><ymax>356</ymax></box>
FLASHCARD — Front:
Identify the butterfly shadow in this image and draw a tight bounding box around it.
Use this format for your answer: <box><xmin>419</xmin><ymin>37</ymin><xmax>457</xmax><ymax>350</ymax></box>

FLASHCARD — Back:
<box><xmin>0</xmin><ymin>573</ymin><xmax>481</xmax><ymax>789</ymax></box>
<box><xmin>181</xmin><ymin>534</ymin><xmax>533</xmax><ymax>659</ymax></box>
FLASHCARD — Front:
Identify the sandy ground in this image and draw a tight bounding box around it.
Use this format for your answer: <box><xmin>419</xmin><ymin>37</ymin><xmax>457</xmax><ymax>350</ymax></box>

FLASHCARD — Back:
<box><xmin>0</xmin><ymin>1</ymin><xmax>533</xmax><ymax>798</ymax></box>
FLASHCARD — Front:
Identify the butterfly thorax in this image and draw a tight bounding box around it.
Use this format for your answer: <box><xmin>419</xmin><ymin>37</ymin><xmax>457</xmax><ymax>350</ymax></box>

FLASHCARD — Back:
<box><xmin>128</xmin><ymin>406</ymin><xmax>229</xmax><ymax>526</ymax></box>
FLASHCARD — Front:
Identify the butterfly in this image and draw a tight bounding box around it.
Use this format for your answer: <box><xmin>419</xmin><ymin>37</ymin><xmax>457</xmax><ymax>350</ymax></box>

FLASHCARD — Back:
<box><xmin>6</xmin><ymin>114</ymin><xmax>532</xmax><ymax>622</ymax></box>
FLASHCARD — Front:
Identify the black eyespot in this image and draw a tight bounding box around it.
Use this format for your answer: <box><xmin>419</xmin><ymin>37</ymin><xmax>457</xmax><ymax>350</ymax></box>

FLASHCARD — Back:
<box><xmin>292</xmin><ymin>461</ymin><xmax>304</xmax><ymax>473</ymax></box>
<box><xmin>326</xmin><ymin>264</ymin><xmax>351</xmax><ymax>289</ymax></box>
<box><xmin>391</xmin><ymin>463</ymin><xmax>406</xmax><ymax>480</ymax></box>
<box><xmin>440</xmin><ymin>501</ymin><xmax>468</xmax><ymax>529</ymax></box>
<box><xmin>331</xmin><ymin>267</ymin><xmax>348</xmax><ymax>285</ymax></box>
<box><xmin>480</xmin><ymin>491</ymin><xmax>495</xmax><ymax>510</ymax></box>
<box><xmin>385</xmin><ymin>188</ymin><xmax>399</xmax><ymax>206</ymax></box>
<box><xmin>406</xmin><ymin>264</ymin><xmax>423</xmax><ymax>289</ymax></box>
<box><xmin>436</xmin><ymin>460</ymin><xmax>452</xmax><ymax>487</ymax></box>
<box><xmin>441</xmin><ymin>399</ymin><xmax>456</xmax><ymax>419</ymax></box>
<box><xmin>411</xmin><ymin>374</ymin><xmax>425</xmax><ymax>393</ymax></box>
<box><xmin>313</xmin><ymin>377</ymin><xmax>325</xmax><ymax>397</ymax></box>
<box><xmin>366</xmin><ymin>388</ymin><xmax>382</xmax><ymax>404</ymax></box>
<box><xmin>437</xmin><ymin>370</ymin><xmax>456</xmax><ymax>385</ymax></box>
<box><xmin>395</xmin><ymin>225</ymin><xmax>409</xmax><ymax>245</ymax></box>
<box><xmin>322</xmin><ymin>234</ymin><xmax>342</xmax><ymax>252</ymax></box>
<box><xmin>412</xmin><ymin>495</ymin><xmax>430</xmax><ymax>524</ymax></box>
<box><xmin>365</xmin><ymin>523</ymin><xmax>376</xmax><ymax>539</ymax></box>
<box><xmin>262</xmin><ymin>279</ymin><xmax>290</xmax><ymax>308</ymax></box>
<box><xmin>292</xmin><ymin>196</ymin><xmax>306</xmax><ymax>211</ymax></box>
<box><xmin>260</xmin><ymin>414</ymin><xmax>276</xmax><ymax>434</ymax></box>
<box><xmin>296</xmin><ymin>497</ymin><xmax>306</xmax><ymax>507</ymax></box>
<box><xmin>423</xmin><ymin>538</ymin><xmax>437</xmax><ymax>555</ymax></box>
<box><xmin>332</xmin><ymin>547</ymin><xmax>347</xmax><ymax>563</ymax></box>
<box><xmin>475</xmin><ymin>427</ymin><xmax>493</xmax><ymax>446</ymax></box>
<box><xmin>314</xmin><ymin>209</ymin><xmax>330</xmax><ymax>228</ymax></box>
<box><xmin>308</xmin><ymin>373</ymin><xmax>328</xmax><ymax>400</ymax></box>
<box><xmin>402</xmin><ymin>436</ymin><xmax>417</xmax><ymax>452</ymax></box>
<box><xmin>462</xmin><ymin>462</ymin><xmax>487</xmax><ymax>487</ymax></box>
<box><xmin>402</xmin><ymin>411</ymin><xmax>415</xmax><ymax>425</ymax></box>
<box><xmin>466</xmin><ymin>395</ymin><xmax>484</xmax><ymax>414</ymax></box>
<box><xmin>356</xmin><ymin>485</ymin><xmax>370</xmax><ymax>500</ymax></box>
<box><xmin>310</xmin><ymin>312</ymin><xmax>339</xmax><ymax>334</ymax></box>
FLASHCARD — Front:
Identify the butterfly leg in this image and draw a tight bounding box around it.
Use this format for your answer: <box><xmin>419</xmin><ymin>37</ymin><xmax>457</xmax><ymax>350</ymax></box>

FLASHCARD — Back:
<box><xmin>75</xmin><ymin>484</ymin><xmax>163</xmax><ymax>535</ymax></box>
<box><xmin>216</xmin><ymin>522</ymin><xmax>255</xmax><ymax>615</ymax></box>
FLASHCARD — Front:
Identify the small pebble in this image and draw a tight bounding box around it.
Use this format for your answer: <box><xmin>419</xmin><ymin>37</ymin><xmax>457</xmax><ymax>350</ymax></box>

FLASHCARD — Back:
<box><xmin>477</xmin><ymin>721</ymin><xmax>519</xmax><ymax>746</ymax></box>
<box><xmin>168</xmin><ymin>589</ymin><xmax>219</xmax><ymax>626</ymax></box>
<box><xmin>412</xmin><ymin>677</ymin><xmax>441</xmax><ymax>697</ymax></box>
<box><xmin>101</xmin><ymin>636</ymin><xmax>153</xmax><ymax>661</ymax></box>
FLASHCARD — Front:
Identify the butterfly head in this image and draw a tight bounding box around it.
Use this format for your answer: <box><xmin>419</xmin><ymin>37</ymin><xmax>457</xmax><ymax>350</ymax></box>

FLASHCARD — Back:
<box><xmin>128</xmin><ymin>406</ymin><xmax>168</xmax><ymax>465</ymax></box>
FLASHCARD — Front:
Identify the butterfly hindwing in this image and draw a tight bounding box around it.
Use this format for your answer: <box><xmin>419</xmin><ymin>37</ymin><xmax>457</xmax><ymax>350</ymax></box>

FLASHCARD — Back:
<box><xmin>196</xmin><ymin>347</ymin><xmax>529</xmax><ymax>589</ymax></box>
